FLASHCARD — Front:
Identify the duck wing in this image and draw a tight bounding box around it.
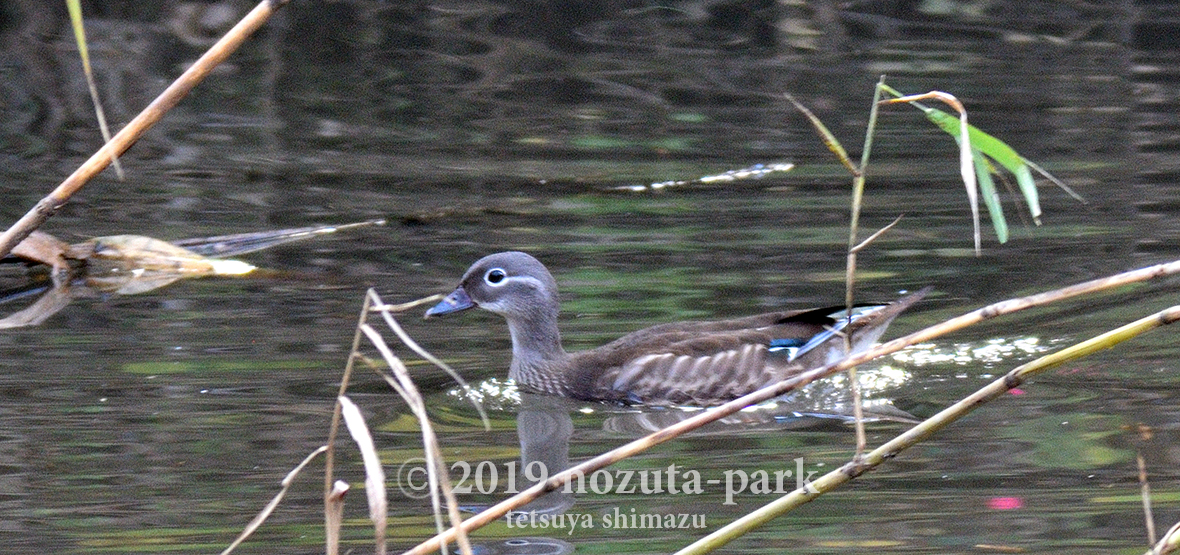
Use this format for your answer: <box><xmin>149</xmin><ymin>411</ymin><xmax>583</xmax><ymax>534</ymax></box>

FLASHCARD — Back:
<box><xmin>567</xmin><ymin>288</ymin><xmax>930</xmax><ymax>405</ymax></box>
<box><xmin>565</xmin><ymin>308</ymin><xmax>836</xmax><ymax>405</ymax></box>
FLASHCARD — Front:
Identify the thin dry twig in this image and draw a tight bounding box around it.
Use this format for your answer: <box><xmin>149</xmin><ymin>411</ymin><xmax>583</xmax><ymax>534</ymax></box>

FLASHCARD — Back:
<box><xmin>784</xmin><ymin>93</ymin><xmax>859</xmax><ymax>177</ymax></box>
<box><xmin>1132</xmin><ymin>424</ymin><xmax>1158</xmax><ymax>546</ymax></box>
<box><xmin>67</xmin><ymin>0</ymin><xmax>125</xmax><ymax>179</ymax></box>
<box><xmin>372</xmin><ymin>296</ymin><xmax>490</xmax><ymax>430</ymax></box>
<box><xmin>220</xmin><ymin>445</ymin><xmax>329</xmax><ymax>555</ymax></box>
<box><xmin>323</xmin><ymin>287</ymin><xmax>374</xmax><ymax>555</ymax></box>
<box><xmin>326</xmin><ymin>289</ymin><xmax>475</xmax><ymax>555</ymax></box>
<box><xmin>0</xmin><ymin>0</ymin><xmax>292</xmax><ymax>259</ymax></box>
<box><xmin>325</xmin><ymin>481</ymin><xmax>349</xmax><ymax>555</ymax></box>
<box><xmin>845</xmin><ymin>213</ymin><xmax>900</xmax><ymax>458</ymax></box>
<box><xmin>841</xmin><ymin>80</ymin><xmax>889</xmax><ymax>459</ymax></box>
<box><xmin>850</xmin><ymin>215</ymin><xmax>903</xmax><ymax>254</ymax></box>
<box><xmin>1140</xmin><ymin>452</ymin><xmax>1157</xmax><ymax>545</ymax></box>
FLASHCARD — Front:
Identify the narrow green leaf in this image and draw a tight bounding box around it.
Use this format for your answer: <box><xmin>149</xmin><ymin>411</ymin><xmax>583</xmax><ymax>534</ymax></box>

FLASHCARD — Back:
<box><xmin>880</xmin><ymin>83</ymin><xmax>1077</xmax><ymax>240</ymax></box>
<box><xmin>1013</xmin><ymin>163</ymin><xmax>1041</xmax><ymax>223</ymax></box>
<box><xmin>922</xmin><ymin>106</ymin><xmax>1042</xmax><ymax>226</ymax></box>
<box><xmin>66</xmin><ymin>0</ymin><xmax>90</xmax><ymax>73</ymax></box>
<box><xmin>66</xmin><ymin>0</ymin><xmax>124</xmax><ymax>179</ymax></box>
<box><xmin>971</xmin><ymin>147</ymin><xmax>1008</xmax><ymax>243</ymax></box>
<box><xmin>785</xmin><ymin>94</ymin><xmax>859</xmax><ymax>177</ymax></box>
<box><xmin>1022</xmin><ymin>156</ymin><xmax>1084</xmax><ymax>203</ymax></box>
<box><xmin>922</xmin><ymin>107</ymin><xmax>1023</xmax><ymax>172</ymax></box>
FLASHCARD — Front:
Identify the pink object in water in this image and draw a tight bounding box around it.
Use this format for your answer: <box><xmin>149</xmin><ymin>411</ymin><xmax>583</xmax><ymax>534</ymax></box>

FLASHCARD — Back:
<box><xmin>987</xmin><ymin>497</ymin><xmax>1023</xmax><ymax>510</ymax></box>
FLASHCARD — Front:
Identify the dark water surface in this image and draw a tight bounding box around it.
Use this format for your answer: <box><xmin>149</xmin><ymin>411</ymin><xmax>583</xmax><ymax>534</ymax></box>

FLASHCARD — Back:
<box><xmin>2</xmin><ymin>1</ymin><xmax>1179</xmax><ymax>553</ymax></box>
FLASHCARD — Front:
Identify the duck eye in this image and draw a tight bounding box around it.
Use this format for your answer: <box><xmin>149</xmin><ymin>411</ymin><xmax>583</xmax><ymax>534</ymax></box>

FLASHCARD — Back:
<box><xmin>485</xmin><ymin>268</ymin><xmax>507</xmax><ymax>285</ymax></box>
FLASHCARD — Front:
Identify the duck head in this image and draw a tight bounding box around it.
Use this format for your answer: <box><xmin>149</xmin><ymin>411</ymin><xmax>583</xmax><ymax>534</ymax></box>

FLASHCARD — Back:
<box><xmin>425</xmin><ymin>251</ymin><xmax>560</xmax><ymax>321</ymax></box>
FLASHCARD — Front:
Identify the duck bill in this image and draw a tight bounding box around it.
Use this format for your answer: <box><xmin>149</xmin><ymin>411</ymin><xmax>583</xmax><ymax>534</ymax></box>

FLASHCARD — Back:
<box><xmin>425</xmin><ymin>287</ymin><xmax>476</xmax><ymax>318</ymax></box>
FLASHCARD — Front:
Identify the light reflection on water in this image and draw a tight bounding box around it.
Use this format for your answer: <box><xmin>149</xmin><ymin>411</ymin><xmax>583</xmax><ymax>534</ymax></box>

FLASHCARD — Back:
<box><xmin>893</xmin><ymin>337</ymin><xmax>1054</xmax><ymax>367</ymax></box>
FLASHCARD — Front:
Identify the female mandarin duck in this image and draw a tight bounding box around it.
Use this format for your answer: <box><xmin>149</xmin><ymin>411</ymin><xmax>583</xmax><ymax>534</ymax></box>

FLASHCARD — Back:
<box><xmin>426</xmin><ymin>252</ymin><xmax>929</xmax><ymax>406</ymax></box>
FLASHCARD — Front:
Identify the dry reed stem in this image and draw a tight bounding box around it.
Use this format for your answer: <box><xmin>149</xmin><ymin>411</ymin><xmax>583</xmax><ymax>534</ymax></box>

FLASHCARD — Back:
<box><xmin>783</xmin><ymin>93</ymin><xmax>857</xmax><ymax>177</ymax></box>
<box><xmin>403</xmin><ymin>258</ymin><xmax>1180</xmax><ymax>555</ymax></box>
<box><xmin>327</xmin><ymin>290</ymin><xmax>474</xmax><ymax>555</ymax></box>
<box><xmin>359</xmin><ymin>320</ymin><xmax>474</xmax><ymax>555</ymax></box>
<box><xmin>325</xmin><ymin>481</ymin><xmax>349</xmax><ymax>555</ymax></box>
<box><xmin>67</xmin><ymin>0</ymin><xmax>125</xmax><ymax>179</ymax></box>
<box><xmin>323</xmin><ymin>288</ymin><xmax>375</xmax><ymax>555</ymax></box>
<box><xmin>339</xmin><ymin>395</ymin><xmax>388</xmax><ymax>555</ymax></box>
<box><xmin>1140</xmin><ymin>451</ymin><xmax>1157</xmax><ymax>545</ymax></box>
<box><xmin>371</xmin><ymin>298</ymin><xmax>490</xmax><ymax>430</ymax></box>
<box><xmin>841</xmin><ymin>78</ymin><xmax>888</xmax><ymax>460</ymax></box>
<box><xmin>0</xmin><ymin>0</ymin><xmax>291</xmax><ymax>259</ymax></box>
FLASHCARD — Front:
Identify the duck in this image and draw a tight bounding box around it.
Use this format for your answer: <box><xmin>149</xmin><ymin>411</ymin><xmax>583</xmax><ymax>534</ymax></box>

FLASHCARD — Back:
<box><xmin>426</xmin><ymin>251</ymin><xmax>929</xmax><ymax>406</ymax></box>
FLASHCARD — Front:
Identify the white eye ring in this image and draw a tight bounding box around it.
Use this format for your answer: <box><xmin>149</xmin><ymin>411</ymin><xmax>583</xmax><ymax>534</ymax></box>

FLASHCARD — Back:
<box><xmin>484</xmin><ymin>268</ymin><xmax>508</xmax><ymax>286</ymax></box>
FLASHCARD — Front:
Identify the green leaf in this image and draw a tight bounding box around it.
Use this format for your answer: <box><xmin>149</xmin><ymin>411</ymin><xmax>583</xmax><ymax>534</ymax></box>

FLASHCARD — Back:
<box><xmin>66</xmin><ymin>0</ymin><xmax>124</xmax><ymax>179</ymax></box>
<box><xmin>921</xmin><ymin>106</ymin><xmax>1042</xmax><ymax>223</ymax></box>
<box><xmin>921</xmin><ymin>107</ymin><xmax>1021</xmax><ymax>171</ymax></box>
<box><xmin>785</xmin><ymin>94</ymin><xmax>858</xmax><ymax>177</ymax></box>
<box><xmin>971</xmin><ymin>147</ymin><xmax>1008</xmax><ymax>243</ymax></box>
<box><xmin>1013</xmin><ymin>162</ymin><xmax>1041</xmax><ymax>223</ymax></box>
<box><xmin>66</xmin><ymin>0</ymin><xmax>90</xmax><ymax>74</ymax></box>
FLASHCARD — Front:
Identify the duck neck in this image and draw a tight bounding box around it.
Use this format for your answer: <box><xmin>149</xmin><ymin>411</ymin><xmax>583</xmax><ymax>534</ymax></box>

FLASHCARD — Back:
<box><xmin>505</xmin><ymin>310</ymin><xmax>569</xmax><ymax>395</ymax></box>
